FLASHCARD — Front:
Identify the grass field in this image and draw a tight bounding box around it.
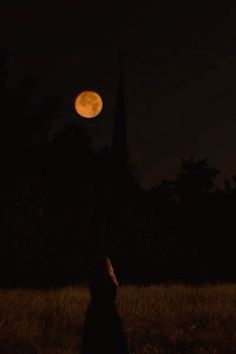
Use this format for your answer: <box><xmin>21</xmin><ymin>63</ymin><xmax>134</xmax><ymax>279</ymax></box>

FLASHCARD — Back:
<box><xmin>0</xmin><ymin>284</ymin><xmax>235</xmax><ymax>354</ymax></box>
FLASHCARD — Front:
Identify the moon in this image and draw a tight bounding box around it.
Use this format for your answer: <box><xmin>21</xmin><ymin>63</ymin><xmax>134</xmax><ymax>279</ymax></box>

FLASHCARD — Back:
<box><xmin>75</xmin><ymin>91</ymin><xmax>103</xmax><ymax>119</ymax></box>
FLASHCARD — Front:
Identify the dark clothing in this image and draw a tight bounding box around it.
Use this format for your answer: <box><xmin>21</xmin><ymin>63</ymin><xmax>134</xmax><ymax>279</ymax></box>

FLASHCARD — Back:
<box><xmin>81</xmin><ymin>257</ymin><xmax>129</xmax><ymax>354</ymax></box>
<box><xmin>89</xmin><ymin>273</ymin><xmax>118</xmax><ymax>304</ymax></box>
<box><xmin>82</xmin><ymin>301</ymin><xmax>129</xmax><ymax>354</ymax></box>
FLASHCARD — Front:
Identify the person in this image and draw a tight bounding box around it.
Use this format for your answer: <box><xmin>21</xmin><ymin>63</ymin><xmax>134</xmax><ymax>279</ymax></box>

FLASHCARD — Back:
<box><xmin>81</xmin><ymin>256</ymin><xmax>129</xmax><ymax>354</ymax></box>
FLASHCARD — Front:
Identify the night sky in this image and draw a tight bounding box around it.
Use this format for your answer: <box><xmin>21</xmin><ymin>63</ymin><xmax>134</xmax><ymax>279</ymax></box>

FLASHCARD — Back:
<box><xmin>1</xmin><ymin>1</ymin><xmax>236</xmax><ymax>188</ymax></box>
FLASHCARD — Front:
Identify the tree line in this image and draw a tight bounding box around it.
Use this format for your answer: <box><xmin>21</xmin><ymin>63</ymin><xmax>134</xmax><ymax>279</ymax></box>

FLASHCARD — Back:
<box><xmin>0</xmin><ymin>47</ymin><xmax>235</xmax><ymax>287</ymax></box>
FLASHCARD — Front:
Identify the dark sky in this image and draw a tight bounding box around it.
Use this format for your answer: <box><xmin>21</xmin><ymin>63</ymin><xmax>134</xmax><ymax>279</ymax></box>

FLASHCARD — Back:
<box><xmin>1</xmin><ymin>1</ymin><xmax>236</xmax><ymax>188</ymax></box>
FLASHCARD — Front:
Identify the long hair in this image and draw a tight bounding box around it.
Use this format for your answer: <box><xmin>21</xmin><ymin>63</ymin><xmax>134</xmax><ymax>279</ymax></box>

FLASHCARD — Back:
<box><xmin>89</xmin><ymin>256</ymin><xmax>119</xmax><ymax>303</ymax></box>
<box><xmin>82</xmin><ymin>257</ymin><xmax>129</xmax><ymax>354</ymax></box>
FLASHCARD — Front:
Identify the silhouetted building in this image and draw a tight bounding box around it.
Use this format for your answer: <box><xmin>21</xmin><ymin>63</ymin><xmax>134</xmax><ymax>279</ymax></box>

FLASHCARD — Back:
<box><xmin>111</xmin><ymin>55</ymin><xmax>129</xmax><ymax>177</ymax></box>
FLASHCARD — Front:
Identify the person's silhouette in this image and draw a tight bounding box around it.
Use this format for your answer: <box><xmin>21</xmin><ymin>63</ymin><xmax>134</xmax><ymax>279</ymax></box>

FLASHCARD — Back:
<box><xmin>81</xmin><ymin>257</ymin><xmax>129</xmax><ymax>354</ymax></box>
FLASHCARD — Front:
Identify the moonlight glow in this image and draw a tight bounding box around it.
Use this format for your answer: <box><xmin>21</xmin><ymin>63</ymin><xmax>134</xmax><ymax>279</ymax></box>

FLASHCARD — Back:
<box><xmin>75</xmin><ymin>91</ymin><xmax>103</xmax><ymax>118</ymax></box>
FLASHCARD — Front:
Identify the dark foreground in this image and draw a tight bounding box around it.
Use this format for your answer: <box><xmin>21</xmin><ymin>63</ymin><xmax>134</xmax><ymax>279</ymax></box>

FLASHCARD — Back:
<box><xmin>0</xmin><ymin>285</ymin><xmax>235</xmax><ymax>354</ymax></box>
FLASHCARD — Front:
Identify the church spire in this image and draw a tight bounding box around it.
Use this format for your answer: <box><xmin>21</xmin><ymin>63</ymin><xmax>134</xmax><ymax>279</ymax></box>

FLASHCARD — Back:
<box><xmin>111</xmin><ymin>54</ymin><xmax>128</xmax><ymax>170</ymax></box>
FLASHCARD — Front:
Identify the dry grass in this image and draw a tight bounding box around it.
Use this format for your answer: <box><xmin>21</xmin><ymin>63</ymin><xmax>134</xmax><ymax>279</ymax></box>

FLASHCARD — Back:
<box><xmin>0</xmin><ymin>285</ymin><xmax>235</xmax><ymax>353</ymax></box>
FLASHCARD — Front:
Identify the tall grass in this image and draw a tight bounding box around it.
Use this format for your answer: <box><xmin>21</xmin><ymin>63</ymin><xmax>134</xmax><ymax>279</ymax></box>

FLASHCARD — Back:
<box><xmin>0</xmin><ymin>285</ymin><xmax>235</xmax><ymax>353</ymax></box>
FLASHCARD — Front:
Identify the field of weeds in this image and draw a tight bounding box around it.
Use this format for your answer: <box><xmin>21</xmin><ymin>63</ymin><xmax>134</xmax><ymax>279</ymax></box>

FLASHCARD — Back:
<box><xmin>0</xmin><ymin>284</ymin><xmax>235</xmax><ymax>354</ymax></box>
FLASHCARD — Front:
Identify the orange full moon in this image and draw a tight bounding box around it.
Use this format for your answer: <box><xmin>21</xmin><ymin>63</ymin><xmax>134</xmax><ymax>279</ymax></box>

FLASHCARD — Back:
<box><xmin>75</xmin><ymin>91</ymin><xmax>103</xmax><ymax>118</ymax></box>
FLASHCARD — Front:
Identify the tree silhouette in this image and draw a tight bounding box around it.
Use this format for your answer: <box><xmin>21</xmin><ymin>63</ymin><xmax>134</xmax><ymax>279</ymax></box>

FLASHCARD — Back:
<box><xmin>0</xmin><ymin>46</ymin><xmax>236</xmax><ymax>286</ymax></box>
<box><xmin>174</xmin><ymin>157</ymin><xmax>220</xmax><ymax>201</ymax></box>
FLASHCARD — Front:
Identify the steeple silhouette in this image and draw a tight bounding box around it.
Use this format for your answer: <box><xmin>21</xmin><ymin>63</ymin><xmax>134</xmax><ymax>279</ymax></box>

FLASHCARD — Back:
<box><xmin>111</xmin><ymin>55</ymin><xmax>128</xmax><ymax>172</ymax></box>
